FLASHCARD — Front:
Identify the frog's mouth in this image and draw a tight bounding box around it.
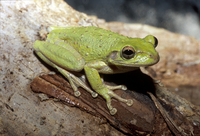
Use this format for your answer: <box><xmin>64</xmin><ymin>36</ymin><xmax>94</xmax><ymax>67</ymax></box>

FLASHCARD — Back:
<box><xmin>108</xmin><ymin>51</ymin><xmax>160</xmax><ymax>67</ymax></box>
<box><xmin>131</xmin><ymin>52</ymin><xmax>160</xmax><ymax>67</ymax></box>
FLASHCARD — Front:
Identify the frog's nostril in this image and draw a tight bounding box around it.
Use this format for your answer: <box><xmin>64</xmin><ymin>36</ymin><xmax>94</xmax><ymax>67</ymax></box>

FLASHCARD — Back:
<box><xmin>149</xmin><ymin>54</ymin><xmax>159</xmax><ymax>62</ymax></box>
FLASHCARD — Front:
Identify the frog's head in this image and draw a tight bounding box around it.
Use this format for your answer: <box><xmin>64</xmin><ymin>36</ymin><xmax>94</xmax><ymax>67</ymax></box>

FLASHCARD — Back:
<box><xmin>108</xmin><ymin>35</ymin><xmax>160</xmax><ymax>67</ymax></box>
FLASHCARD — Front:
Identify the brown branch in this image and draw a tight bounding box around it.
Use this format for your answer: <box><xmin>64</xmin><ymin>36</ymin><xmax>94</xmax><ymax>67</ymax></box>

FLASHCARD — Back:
<box><xmin>30</xmin><ymin>70</ymin><xmax>200</xmax><ymax>136</ymax></box>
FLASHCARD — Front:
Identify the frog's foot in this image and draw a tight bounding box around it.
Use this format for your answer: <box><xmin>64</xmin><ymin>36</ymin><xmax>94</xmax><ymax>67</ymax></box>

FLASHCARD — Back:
<box><xmin>58</xmin><ymin>69</ymin><xmax>98</xmax><ymax>98</ymax></box>
<box><xmin>108</xmin><ymin>90</ymin><xmax>133</xmax><ymax>106</ymax></box>
<box><xmin>58</xmin><ymin>69</ymin><xmax>82</xmax><ymax>97</ymax></box>
<box><xmin>101</xmin><ymin>89</ymin><xmax>133</xmax><ymax>115</ymax></box>
<box><xmin>105</xmin><ymin>84</ymin><xmax>127</xmax><ymax>91</ymax></box>
<box><xmin>56</xmin><ymin>68</ymin><xmax>98</xmax><ymax>97</ymax></box>
<box><xmin>106</xmin><ymin>98</ymin><xmax>117</xmax><ymax>115</ymax></box>
<box><xmin>48</xmin><ymin>66</ymin><xmax>97</xmax><ymax>97</ymax></box>
<box><xmin>69</xmin><ymin>73</ymin><xmax>98</xmax><ymax>98</ymax></box>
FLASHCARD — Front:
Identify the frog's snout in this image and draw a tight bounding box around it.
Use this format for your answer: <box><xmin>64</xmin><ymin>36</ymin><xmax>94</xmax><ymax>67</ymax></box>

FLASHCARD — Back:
<box><xmin>149</xmin><ymin>53</ymin><xmax>160</xmax><ymax>64</ymax></box>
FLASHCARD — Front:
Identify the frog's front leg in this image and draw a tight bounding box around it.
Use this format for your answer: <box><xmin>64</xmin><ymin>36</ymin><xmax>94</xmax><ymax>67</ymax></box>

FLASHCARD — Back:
<box><xmin>84</xmin><ymin>62</ymin><xmax>133</xmax><ymax>115</ymax></box>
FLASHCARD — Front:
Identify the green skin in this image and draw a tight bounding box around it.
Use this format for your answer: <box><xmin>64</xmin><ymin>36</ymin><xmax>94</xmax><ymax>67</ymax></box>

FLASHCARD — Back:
<box><xmin>34</xmin><ymin>26</ymin><xmax>160</xmax><ymax>115</ymax></box>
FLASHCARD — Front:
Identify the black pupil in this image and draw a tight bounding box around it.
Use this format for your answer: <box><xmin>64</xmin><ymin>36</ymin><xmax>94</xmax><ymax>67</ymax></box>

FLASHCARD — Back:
<box><xmin>124</xmin><ymin>49</ymin><xmax>133</xmax><ymax>55</ymax></box>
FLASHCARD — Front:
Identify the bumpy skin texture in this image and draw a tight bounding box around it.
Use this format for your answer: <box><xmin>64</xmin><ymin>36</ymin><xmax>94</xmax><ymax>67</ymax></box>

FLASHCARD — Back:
<box><xmin>33</xmin><ymin>26</ymin><xmax>159</xmax><ymax>115</ymax></box>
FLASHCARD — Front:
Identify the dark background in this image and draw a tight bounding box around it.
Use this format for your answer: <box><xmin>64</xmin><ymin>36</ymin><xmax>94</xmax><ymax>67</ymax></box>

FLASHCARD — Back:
<box><xmin>65</xmin><ymin>0</ymin><xmax>200</xmax><ymax>40</ymax></box>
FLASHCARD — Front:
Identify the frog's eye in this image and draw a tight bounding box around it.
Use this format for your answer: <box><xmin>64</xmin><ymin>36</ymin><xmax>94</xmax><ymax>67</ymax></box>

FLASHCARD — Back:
<box><xmin>144</xmin><ymin>35</ymin><xmax>158</xmax><ymax>48</ymax></box>
<box><xmin>121</xmin><ymin>46</ymin><xmax>135</xmax><ymax>59</ymax></box>
<box><xmin>153</xmin><ymin>36</ymin><xmax>158</xmax><ymax>48</ymax></box>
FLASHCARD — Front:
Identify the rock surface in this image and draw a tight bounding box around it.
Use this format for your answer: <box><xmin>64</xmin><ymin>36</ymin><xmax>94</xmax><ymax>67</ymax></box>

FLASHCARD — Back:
<box><xmin>0</xmin><ymin>0</ymin><xmax>200</xmax><ymax>136</ymax></box>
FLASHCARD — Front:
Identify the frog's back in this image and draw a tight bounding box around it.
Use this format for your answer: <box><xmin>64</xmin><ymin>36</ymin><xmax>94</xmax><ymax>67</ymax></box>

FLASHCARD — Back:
<box><xmin>59</xmin><ymin>26</ymin><xmax>129</xmax><ymax>63</ymax></box>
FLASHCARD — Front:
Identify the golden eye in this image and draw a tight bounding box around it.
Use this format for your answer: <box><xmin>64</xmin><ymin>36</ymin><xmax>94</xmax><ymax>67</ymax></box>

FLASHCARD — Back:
<box><xmin>121</xmin><ymin>46</ymin><xmax>135</xmax><ymax>59</ymax></box>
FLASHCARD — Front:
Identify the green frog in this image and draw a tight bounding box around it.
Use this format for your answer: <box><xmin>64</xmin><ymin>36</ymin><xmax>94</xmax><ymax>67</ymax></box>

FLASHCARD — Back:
<box><xmin>33</xmin><ymin>26</ymin><xmax>159</xmax><ymax>115</ymax></box>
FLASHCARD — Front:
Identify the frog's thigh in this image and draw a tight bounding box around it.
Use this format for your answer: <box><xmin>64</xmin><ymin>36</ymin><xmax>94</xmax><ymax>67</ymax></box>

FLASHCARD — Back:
<box><xmin>34</xmin><ymin>41</ymin><xmax>85</xmax><ymax>71</ymax></box>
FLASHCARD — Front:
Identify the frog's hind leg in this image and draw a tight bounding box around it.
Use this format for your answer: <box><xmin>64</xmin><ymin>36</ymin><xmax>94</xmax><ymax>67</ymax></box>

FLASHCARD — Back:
<box><xmin>33</xmin><ymin>41</ymin><xmax>98</xmax><ymax>98</ymax></box>
<box><xmin>35</xmin><ymin>51</ymin><xmax>98</xmax><ymax>97</ymax></box>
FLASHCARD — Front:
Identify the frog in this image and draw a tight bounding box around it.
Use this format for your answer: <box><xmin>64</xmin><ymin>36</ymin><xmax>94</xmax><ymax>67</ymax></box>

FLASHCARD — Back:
<box><xmin>33</xmin><ymin>26</ymin><xmax>159</xmax><ymax>115</ymax></box>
